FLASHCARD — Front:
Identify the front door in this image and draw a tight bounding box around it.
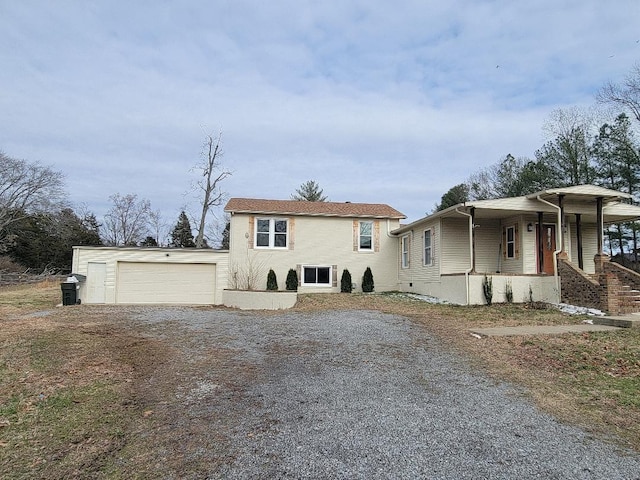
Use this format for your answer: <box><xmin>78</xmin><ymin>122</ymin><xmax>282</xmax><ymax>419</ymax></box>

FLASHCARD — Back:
<box><xmin>537</xmin><ymin>225</ymin><xmax>556</xmax><ymax>275</ymax></box>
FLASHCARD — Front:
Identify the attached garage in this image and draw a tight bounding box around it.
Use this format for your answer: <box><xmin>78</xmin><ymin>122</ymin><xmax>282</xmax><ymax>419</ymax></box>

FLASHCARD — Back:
<box><xmin>71</xmin><ymin>246</ymin><xmax>229</xmax><ymax>305</ymax></box>
<box><xmin>116</xmin><ymin>262</ymin><xmax>216</xmax><ymax>304</ymax></box>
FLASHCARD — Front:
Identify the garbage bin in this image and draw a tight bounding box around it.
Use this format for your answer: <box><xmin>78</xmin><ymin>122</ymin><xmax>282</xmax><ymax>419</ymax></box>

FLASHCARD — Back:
<box><xmin>61</xmin><ymin>282</ymin><xmax>77</xmax><ymax>306</ymax></box>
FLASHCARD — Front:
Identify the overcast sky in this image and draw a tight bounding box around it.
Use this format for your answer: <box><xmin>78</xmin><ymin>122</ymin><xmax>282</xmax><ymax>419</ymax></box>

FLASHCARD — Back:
<box><xmin>2</xmin><ymin>1</ymin><xmax>639</xmax><ymax>228</ymax></box>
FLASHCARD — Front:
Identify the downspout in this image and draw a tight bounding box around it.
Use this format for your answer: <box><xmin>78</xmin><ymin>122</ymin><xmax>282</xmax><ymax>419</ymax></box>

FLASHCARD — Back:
<box><xmin>536</xmin><ymin>195</ymin><xmax>562</xmax><ymax>296</ymax></box>
<box><xmin>455</xmin><ymin>207</ymin><xmax>474</xmax><ymax>305</ymax></box>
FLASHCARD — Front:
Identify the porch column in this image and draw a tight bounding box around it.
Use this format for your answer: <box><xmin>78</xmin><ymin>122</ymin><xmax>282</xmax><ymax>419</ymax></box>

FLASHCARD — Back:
<box><xmin>596</xmin><ymin>197</ymin><xmax>604</xmax><ymax>256</ymax></box>
<box><xmin>575</xmin><ymin>213</ymin><xmax>583</xmax><ymax>270</ymax></box>
<box><xmin>470</xmin><ymin>207</ymin><xmax>476</xmax><ymax>273</ymax></box>
<box><xmin>537</xmin><ymin>211</ymin><xmax>544</xmax><ymax>273</ymax></box>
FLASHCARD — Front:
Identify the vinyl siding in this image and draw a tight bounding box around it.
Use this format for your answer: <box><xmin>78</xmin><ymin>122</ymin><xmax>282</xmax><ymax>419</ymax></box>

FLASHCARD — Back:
<box><xmin>474</xmin><ymin>218</ymin><xmax>501</xmax><ymax>274</ymax></box>
<box><xmin>441</xmin><ymin>217</ymin><xmax>470</xmax><ymax>274</ymax></box>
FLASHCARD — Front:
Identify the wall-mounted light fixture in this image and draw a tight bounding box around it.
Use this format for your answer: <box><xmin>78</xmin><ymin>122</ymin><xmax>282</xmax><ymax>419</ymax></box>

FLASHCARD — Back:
<box><xmin>527</xmin><ymin>223</ymin><xmax>534</xmax><ymax>232</ymax></box>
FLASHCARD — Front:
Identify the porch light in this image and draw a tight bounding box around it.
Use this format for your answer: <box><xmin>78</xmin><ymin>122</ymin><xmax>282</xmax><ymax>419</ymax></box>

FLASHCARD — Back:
<box><xmin>527</xmin><ymin>223</ymin><xmax>534</xmax><ymax>232</ymax></box>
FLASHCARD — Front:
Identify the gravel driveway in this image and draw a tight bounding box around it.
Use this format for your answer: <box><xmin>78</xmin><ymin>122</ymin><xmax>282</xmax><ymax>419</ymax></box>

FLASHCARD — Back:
<box><xmin>127</xmin><ymin>307</ymin><xmax>640</xmax><ymax>479</ymax></box>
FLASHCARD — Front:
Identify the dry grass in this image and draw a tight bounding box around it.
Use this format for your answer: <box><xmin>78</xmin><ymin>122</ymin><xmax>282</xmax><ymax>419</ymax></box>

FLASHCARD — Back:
<box><xmin>1</xmin><ymin>285</ymin><xmax>639</xmax><ymax>479</ymax></box>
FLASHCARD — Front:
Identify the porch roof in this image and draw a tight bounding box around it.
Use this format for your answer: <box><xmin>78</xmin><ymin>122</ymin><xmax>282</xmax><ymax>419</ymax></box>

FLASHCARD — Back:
<box><xmin>393</xmin><ymin>185</ymin><xmax>640</xmax><ymax>235</ymax></box>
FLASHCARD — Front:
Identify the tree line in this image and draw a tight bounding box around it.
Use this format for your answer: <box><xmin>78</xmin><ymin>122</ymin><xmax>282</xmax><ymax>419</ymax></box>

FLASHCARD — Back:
<box><xmin>435</xmin><ymin>64</ymin><xmax>640</xmax><ymax>261</ymax></box>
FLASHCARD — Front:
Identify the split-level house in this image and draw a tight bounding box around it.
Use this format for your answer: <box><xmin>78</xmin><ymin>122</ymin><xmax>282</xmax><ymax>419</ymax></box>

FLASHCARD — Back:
<box><xmin>71</xmin><ymin>185</ymin><xmax>640</xmax><ymax>313</ymax></box>
<box><xmin>224</xmin><ymin>198</ymin><xmax>406</xmax><ymax>293</ymax></box>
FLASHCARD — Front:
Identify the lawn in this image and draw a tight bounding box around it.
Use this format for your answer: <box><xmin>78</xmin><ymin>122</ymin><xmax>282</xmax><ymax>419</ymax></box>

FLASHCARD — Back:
<box><xmin>1</xmin><ymin>284</ymin><xmax>638</xmax><ymax>479</ymax></box>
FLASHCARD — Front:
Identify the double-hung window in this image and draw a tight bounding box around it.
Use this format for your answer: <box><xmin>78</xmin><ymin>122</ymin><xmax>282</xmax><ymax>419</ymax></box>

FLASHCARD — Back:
<box><xmin>424</xmin><ymin>229</ymin><xmax>433</xmax><ymax>266</ymax></box>
<box><xmin>359</xmin><ymin>221</ymin><xmax>373</xmax><ymax>251</ymax></box>
<box><xmin>302</xmin><ymin>266</ymin><xmax>331</xmax><ymax>286</ymax></box>
<box><xmin>401</xmin><ymin>235</ymin><xmax>410</xmax><ymax>269</ymax></box>
<box><xmin>256</xmin><ymin>218</ymin><xmax>288</xmax><ymax>248</ymax></box>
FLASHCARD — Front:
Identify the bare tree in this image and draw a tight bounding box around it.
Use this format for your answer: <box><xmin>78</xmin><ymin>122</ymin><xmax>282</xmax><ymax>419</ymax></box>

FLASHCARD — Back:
<box><xmin>598</xmin><ymin>63</ymin><xmax>640</xmax><ymax>122</ymax></box>
<box><xmin>0</xmin><ymin>152</ymin><xmax>66</xmax><ymax>251</ymax></box>
<box><xmin>102</xmin><ymin>193</ymin><xmax>152</xmax><ymax>246</ymax></box>
<box><xmin>192</xmin><ymin>132</ymin><xmax>232</xmax><ymax>248</ymax></box>
<box><xmin>148</xmin><ymin>209</ymin><xmax>167</xmax><ymax>246</ymax></box>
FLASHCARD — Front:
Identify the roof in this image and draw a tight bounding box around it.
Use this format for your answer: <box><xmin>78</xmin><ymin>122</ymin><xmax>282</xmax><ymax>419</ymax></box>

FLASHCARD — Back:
<box><xmin>392</xmin><ymin>185</ymin><xmax>640</xmax><ymax>235</ymax></box>
<box><xmin>225</xmin><ymin>198</ymin><xmax>406</xmax><ymax>219</ymax></box>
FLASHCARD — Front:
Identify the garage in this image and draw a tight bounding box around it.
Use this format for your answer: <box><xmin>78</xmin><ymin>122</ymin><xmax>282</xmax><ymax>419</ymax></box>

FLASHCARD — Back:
<box><xmin>116</xmin><ymin>262</ymin><xmax>216</xmax><ymax>304</ymax></box>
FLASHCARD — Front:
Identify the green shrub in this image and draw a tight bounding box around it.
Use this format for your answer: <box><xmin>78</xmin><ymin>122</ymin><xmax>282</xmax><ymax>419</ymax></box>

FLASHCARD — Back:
<box><xmin>285</xmin><ymin>268</ymin><xmax>298</xmax><ymax>291</ymax></box>
<box><xmin>362</xmin><ymin>267</ymin><xmax>374</xmax><ymax>293</ymax></box>
<box><xmin>340</xmin><ymin>269</ymin><xmax>353</xmax><ymax>293</ymax></box>
<box><xmin>266</xmin><ymin>269</ymin><xmax>278</xmax><ymax>291</ymax></box>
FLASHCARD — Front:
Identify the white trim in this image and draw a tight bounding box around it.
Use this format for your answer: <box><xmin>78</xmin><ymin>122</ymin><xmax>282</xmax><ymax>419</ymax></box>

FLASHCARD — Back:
<box><xmin>255</xmin><ymin>217</ymin><xmax>288</xmax><ymax>249</ymax></box>
<box><xmin>423</xmin><ymin>228</ymin><xmax>433</xmax><ymax>266</ymax></box>
<box><xmin>358</xmin><ymin>220</ymin><xmax>373</xmax><ymax>251</ymax></box>
<box><xmin>401</xmin><ymin>234</ymin><xmax>410</xmax><ymax>269</ymax></box>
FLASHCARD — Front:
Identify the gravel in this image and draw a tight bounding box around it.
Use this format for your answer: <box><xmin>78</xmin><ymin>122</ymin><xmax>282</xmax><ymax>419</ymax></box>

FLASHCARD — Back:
<box><xmin>130</xmin><ymin>308</ymin><xmax>640</xmax><ymax>479</ymax></box>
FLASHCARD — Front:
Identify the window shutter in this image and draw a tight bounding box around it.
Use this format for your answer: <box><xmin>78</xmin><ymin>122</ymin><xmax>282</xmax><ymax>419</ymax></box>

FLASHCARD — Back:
<box><xmin>289</xmin><ymin>218</ymin><xmax>295</xmax><ymax>250</ymax></box>
<box><xmin>515</xmin><ymin>223</ymin><xmax>520</xmax><ymax>259</ymax></box>
<box><xmin>502</xmin><ymin>226</ymin><xmax>506</xmax><ymax>259</ymax></box>
<box><xmin>296</xmin><ymin>264</ymin><xmax>301</xmax><ymax>285</ymax></box>
<box><xmin>332</xmin><ymin>265</ymin><xmax>338</xmax><ymax>287</ymax></box>
<box><xmin>353</xmin><ymin>220</ymin><xmax>359</xmax><ymax>251</ymax></box>
<box><xmin>374</xmin><ymin>220</ymin><xmax>380</xmax><ymax>252</ymax></box>
<box><xmin>248</xmin><ymin>216</ymin><xmax>254</xmax><ymax>249</ymax></box>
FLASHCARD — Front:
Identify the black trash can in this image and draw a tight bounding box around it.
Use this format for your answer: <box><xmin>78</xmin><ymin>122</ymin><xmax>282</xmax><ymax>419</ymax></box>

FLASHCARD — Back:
<box><xmin>61</xmin><ymin>282</ymin><xmax>77</xmax><ymax>306</ymax></box>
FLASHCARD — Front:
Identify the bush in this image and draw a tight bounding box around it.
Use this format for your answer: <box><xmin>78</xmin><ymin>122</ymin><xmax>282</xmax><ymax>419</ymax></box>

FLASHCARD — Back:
<box><xmin>482</xmin><ymin>274</ymin><xmax>493</xmax><ymax>305</ymax></box>
<box><xmin>362</xmin><ymin>267</ymin><xmax>374</xmax><ymax>293</ymax></box>
<box><xmin>340</xmin><ymin>269</ymin><xmax>352</xmax><ymax>293</ymax></box>
<box><xmin>285</xmin><ymin>268</ymin><xmax>298</xmax><ymax>291</ymax></box>
<box><xmin>266</xmin><ymin>269</ymin><xmax>278</xmax><ymax>291</ymax></box>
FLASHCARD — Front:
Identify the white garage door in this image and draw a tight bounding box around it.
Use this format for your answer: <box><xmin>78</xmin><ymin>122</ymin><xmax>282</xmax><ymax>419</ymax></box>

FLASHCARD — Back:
<box><xmin>116</xmin><ymin>262</ymin><xmax>216</xmax><ymax>304</ymax></box>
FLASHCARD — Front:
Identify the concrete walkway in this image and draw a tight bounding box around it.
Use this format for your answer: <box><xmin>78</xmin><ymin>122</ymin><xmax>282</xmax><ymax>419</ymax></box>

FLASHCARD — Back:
<box><xmin>470</xmin><ymin>323</ymin><xmax>622</xmax><ymax>337</ymax></box>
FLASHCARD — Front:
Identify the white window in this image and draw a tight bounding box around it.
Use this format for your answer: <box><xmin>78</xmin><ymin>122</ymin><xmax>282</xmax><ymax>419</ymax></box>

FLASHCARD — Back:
<box><xmin>424</xmin><ymin>229</ymin><xmax>433</xmax><ymax>266</ymax></box>
<box><xmin>302</xmin><ymin>266</ymin><xmax>332</xmax><ymax>286</ymax></box>
<box><xmin>255</xmin><ymin>218</ymin><xmax>288</xmax><ymax>248</ymax></box>
<box><xmin>359</xmin><ymin>221</ymin><xmax>373</xmax><ymax>250</ymax></box>
<box><xmin>506</xmin><ymin>226</ymin><xmax>515</xmax><ymax>259</ymax></box>
<box><xmin>401</xmin><ymin>235</ymin><xmax>410</xmax><ymax>269</ymax></box>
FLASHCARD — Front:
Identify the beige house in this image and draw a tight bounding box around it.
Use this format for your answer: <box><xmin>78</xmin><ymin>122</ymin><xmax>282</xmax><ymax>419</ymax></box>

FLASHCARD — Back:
<box><xmin>71</xmin><ymin>185</ymin><xmax>640</xmax><ymax>312</ymax></box>
<box><xmin>224</xmin><ymin>198</ymin><xmax>406</xmax><ymax>293</ymax></box>
<box><xmin>393</xmin><ymin>185</ymin><xmax>640</xmax><ymax>308</ymax></box>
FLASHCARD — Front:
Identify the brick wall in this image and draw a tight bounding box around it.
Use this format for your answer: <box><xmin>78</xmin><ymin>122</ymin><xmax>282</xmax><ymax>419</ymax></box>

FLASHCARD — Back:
<box><xmin>558</xmin><ymin>259</ymin><xmax>603</xmax><ymax>310</ymax></box>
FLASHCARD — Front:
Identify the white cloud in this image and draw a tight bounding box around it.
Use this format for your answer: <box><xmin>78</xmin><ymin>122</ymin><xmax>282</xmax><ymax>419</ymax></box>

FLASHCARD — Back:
<box><xmin>1</xmin><ymin>0</ymin><xmax>639</xmax><ymax>226</ymax></box>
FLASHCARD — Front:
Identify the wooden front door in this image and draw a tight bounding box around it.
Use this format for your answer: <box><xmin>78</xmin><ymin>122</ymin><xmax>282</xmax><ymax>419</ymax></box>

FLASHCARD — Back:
<box><xmin>537</xmin><ymin>225</ymin><xmax>556</xmax><ymax>275</ymax></box>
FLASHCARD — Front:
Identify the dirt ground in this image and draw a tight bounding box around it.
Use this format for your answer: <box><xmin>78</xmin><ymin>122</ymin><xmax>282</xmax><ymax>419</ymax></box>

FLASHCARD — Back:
<box><xmin>1</xmin><ymin>284</ymin><xmax>639</xmax><ymax>479</ymax></box>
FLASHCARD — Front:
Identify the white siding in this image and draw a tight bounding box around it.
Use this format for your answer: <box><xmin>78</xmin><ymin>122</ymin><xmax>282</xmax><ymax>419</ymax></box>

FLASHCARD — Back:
<box><xmin>474</xmin><ymin>218</ymin><xmax>502</xmax><ymax>274</ymax></box>
<box><xmin>441</xmin><ymin>217</ymin><xmax>471</xmax><ymax>274</ymax></box>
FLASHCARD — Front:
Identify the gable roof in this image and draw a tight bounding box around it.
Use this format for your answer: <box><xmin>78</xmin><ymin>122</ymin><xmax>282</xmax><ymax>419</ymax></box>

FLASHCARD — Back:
<box><xmin>225</xmin><ymin>198</ymin><xmax>406</xmax><ymax>219</ymax></box>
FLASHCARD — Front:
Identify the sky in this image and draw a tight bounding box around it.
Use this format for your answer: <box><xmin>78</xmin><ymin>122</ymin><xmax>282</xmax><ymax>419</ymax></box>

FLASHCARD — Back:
<box><xmin>2</xmin><ymin>1</ymin><xmax>640</xmax><ymax>233</ymax></box>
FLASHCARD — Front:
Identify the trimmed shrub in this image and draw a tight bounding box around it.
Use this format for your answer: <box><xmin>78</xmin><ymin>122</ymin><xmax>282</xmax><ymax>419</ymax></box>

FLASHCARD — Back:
<box><xmin>362</xmin><ymin>267</ymin><xmax>374</xmax><ymax>293</ymax></box>
<box><xmin>266</xmin><ymin>269</ymin><xmax>278</xmax><ymax>291</ymax></box>
<box><xmin>285</xmin><ymin>268</ymin><xmax>298</xmax><ymax>291</ymax></box>
<box><xmin>340</xmin><ymin>269</ymin><xmax>353</xmax><ymax>293</ymax></box>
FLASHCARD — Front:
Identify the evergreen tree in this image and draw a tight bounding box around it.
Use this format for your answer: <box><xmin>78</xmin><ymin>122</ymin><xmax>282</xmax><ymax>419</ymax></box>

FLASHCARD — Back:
<box><xmin>291</xmin><ymin>180</ymin><xmax>328</xmax><ymax>201</ymax></box>
<box><xmin>285</xmin><ymin>268</ymin><xmax>298</xmax><ymax>291</ymax></box>
<box><xmin>266</xmin><ymin>269</ymin><xmax>278</xmax><ymax>290</ymax></box>
<box><xmin>170</xmin><ymin>211</ymin><xmax>196</xmax><ymax>247</ymax></box>
<box><xmin>340</xmin><ymin>269</ymin><xmax>353</xmax><ymax>293</ymax></box>
<box><xmin>362</xmin><ymin>267</ymin><xmax>374</xmax><ymax>293</ymax></box>
<box><xmin>140</xmin><ymin>236</ymin><xmax>158</xmax><ymax>247</ymax></box>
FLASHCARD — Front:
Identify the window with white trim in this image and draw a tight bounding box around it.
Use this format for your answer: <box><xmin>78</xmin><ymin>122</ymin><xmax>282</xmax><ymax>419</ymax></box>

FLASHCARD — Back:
<box><xmin>424</xmin><ymin>229</ymin><xmax>433</xmax><ymax>266</ymax></box>
<box><xmin>255</xmin><ymin>218</ymin><xmax>288</xmax><ymax>248</ymax></box>
<box><xmin>506</xmin><ymin>225</ymin><xmax>515</xmax><ymax>259</ymax></box>
<box><xmin>401</xmin><ymin>235</ymin><xmax>410</xmax><ymax>269</ymax></box>
<box><xmin>302</xmin><ymin>266</ymin><xmax>332</xmax><ymax>286</ymax></box>
<box><xmin>359</xmin><ymin>221</ymin><xmax>373</xmax><ymax>250</ymax></box>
